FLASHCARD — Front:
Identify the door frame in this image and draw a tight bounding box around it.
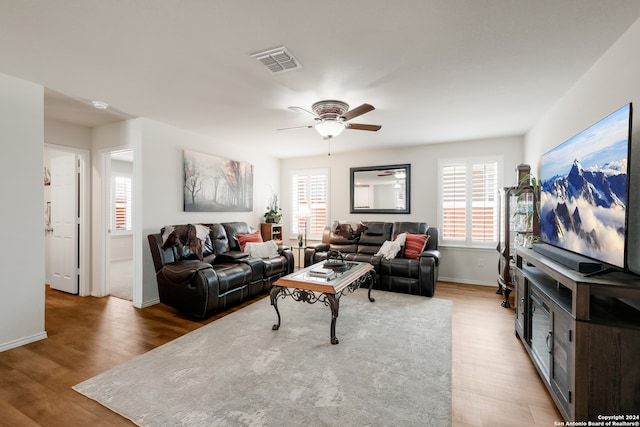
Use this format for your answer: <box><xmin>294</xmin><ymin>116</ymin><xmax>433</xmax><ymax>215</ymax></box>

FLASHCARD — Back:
<box><xmin>44</xmin><ymin>143</ymin><xmax>91</xmax><ymax>296</ymax></box>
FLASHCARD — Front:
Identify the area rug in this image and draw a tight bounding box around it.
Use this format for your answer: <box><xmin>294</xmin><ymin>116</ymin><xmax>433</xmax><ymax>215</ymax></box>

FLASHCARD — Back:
<box><xmin>73</xmin><ymin>289</ymin><xmax>452</xmax><ymax>427</ymax></box>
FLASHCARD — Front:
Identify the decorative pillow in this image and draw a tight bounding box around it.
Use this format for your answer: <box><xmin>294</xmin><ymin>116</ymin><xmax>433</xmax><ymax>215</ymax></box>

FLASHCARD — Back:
<box><xmin>334</xmin><ymin>221</ymin><xmax>368</xmax><ymax>240</ymax></box>
<box><xmin>334</xmin><ymin>223</ymin><xmax>354</xmax><ymax>239</ymax></box>
<box><xmin>403</xmin><ymin>233</ymin><xmax>430</xmax><ymax>259</ymax></box>
<box><xmin>244</xmin><ymin>240</ymin><xmax>279</xmax><ymax>259</ymax></box>
<box><xmin>237</xmin><ymin>230</ymin><xmax>263</xmax><ymax>251</ymax></box>
<box><xmin>194</xmin><ymin>224</ymin><xmax>210</xmax><ymax>241</ymax></box>
<box><xmin>375</xmin><ymin>240</ymin><xmax>402</xmax><ymax>260</ymax></box>
<box><xmin>161</xmin><ymin>224</ymin><xmax>205</xmax><ymax>260</ymax></box>
<box><xmin>193</xmin><ymin>224</ymin><xmax>214</xmax><ymax>257</ymax></box>
<box><xmin>161</xmin><ymin>225</ymin><xmax>176</xmax><ymax>248</ymax></box>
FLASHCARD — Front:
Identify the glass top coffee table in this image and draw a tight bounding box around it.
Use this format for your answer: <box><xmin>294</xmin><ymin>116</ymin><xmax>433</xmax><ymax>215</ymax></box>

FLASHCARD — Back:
<box><xmin>270</xmin><ymin>261</ymin><xmax>377</xmax><ymax>344</ymax></box>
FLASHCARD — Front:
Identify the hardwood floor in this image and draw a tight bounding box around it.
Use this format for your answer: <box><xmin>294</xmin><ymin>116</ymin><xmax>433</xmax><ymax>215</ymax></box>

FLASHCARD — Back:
<box><xmin>0</xmin><ymin>282</ymin><xmax>562</xmax><ymax>426</ymax></box>
<box><xmin>445</xmin><ymin>282</ymin><xmax>562</xmax><ymax>426</ymax></box>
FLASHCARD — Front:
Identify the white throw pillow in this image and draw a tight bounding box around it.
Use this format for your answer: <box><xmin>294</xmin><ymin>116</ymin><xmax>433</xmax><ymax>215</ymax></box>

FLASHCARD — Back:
<box><xmin>375</xmin><ymin>240</ymin><xmax>401</xmax><ymax>260</ymax></box>
<box><xmin>194</xmin><ymin>224</ymin><xmax>210</xmax><ymax>242</ymax></box>
<box><xmin>244</xmin><ymin>240</ymin><xmax>279</xmax><ymax>259</ymax></box>
<box><xmin>394</xmin><ymin>232</ymin><xmax>407</xmax><ymax>246</ymax></box>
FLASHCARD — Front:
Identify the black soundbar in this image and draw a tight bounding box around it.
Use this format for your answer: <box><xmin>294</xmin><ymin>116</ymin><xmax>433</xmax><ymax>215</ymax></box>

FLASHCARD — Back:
<box><xmin>532</xmin><ymin>243</ymin><xmax>603</xmax><ymax>273</ymax></box>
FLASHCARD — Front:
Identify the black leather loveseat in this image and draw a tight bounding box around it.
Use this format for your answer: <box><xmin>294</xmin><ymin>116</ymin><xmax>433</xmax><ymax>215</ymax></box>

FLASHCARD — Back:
<box><xmin>148</xmin><ymin>221</ymin><xmax>294</xmax><ymax>318</ymax></box>
<box><xmin>304</xmin><ymin>221</ymin><xmax>440</xmax><ymax>297</ymax></box>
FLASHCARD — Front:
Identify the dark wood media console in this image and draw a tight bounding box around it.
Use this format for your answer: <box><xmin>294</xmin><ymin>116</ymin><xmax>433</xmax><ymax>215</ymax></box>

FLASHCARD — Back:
<box><xmin>515</xmin><ymin>247</ymin><xmax>640</xmax><ymax>421</ymax></box>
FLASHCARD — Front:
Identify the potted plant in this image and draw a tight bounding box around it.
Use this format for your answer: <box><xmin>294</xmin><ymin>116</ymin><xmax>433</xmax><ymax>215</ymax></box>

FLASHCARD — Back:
<box><xmin>264</xmin><ymin>194</ymin><xmax>282</xmax><ymax>224</ymax></box>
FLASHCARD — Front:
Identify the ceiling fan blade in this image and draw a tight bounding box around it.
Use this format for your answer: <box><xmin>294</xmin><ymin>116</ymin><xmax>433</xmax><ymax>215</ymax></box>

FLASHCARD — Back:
<box><xmin>277</xmin><ymin>125</ymin><xmax>313</xmax><ymax>131</ymax></box>
<box><xmin>288</xmin><ymin>106</ymin><xmax>318</xmax><ymax>117</ymax></box>
<box><xmin>341</xmin><ymin>103</ymin><xmax>374</xmax><ymax>121</ymax></box>
<box><xmin>346</xmin><ymin>123</ymin><xmax>382</xmax><ymax>131</ymax></box>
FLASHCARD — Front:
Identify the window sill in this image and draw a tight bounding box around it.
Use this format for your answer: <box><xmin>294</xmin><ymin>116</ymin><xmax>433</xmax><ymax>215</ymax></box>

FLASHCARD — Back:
<box><xmin>440</xmin><ymin>243</ymin><xmax>496</xmax><ymax>251</ymax></box>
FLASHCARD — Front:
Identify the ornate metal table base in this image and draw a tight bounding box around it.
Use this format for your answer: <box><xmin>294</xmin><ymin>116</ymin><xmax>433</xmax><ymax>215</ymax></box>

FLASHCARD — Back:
<box><xmin>270</xmin><ymin>270</ymin><xmax>376</xmax><ymax>345</ymax></box>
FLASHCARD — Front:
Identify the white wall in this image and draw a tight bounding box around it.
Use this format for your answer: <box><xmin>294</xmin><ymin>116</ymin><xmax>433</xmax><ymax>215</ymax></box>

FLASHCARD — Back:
<box><xmin>281</xmin><ymin>135</ymin><xmax>524</xmax><ymax>286</ymax></box>
<box><xmin>139</xmin><ymin>118</ymin><xmax>281</xmax><ymax>307</ymax></box>
<box><xmin>0</xmin><ymin>72</ymin><xmax>47</xmax><ymax>351</ymax></box>
<box><xmin>524</xmin><ymin>17</ymin><xmax>640</xmax><ymax>282</ymax></box>
<box><xmin>525</xmin><ymin>17</ymin><xmax>640</xmax><ymax>174</ymax></box>
<box><xmin>45</xmin><ymin>118</ymin><xmax>91</xmax><ymax>150</ymax></box>
<box><xmin>111</xmin><ymin>235</ymin><xmax>133</xmax><ymax>260</ymax></box>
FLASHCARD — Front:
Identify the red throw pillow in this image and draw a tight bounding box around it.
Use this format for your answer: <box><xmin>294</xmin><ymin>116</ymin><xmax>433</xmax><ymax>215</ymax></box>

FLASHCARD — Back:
<box><xmin>403</xmin><ymin>233</ymin><xmax>429</xmax><ymax>259</ymax></box>
<box><xmin>237</xmin><ymin>230</ymin><xmax>263</xmax><ymax>251</ymax></box>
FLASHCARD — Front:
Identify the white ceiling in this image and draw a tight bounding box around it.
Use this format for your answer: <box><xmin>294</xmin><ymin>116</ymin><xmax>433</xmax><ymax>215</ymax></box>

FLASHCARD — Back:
<box><xmin>2</xmin><ymin>1</ymin><xmax>640</xmax><ymax>158</ymax></box>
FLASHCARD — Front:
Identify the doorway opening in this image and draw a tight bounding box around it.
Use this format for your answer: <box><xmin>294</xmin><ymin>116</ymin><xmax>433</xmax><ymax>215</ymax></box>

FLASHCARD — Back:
<box><xmin>105</xmin><ymin>149</ymin><xmax>134</xmax><ymax>301</ymax></box>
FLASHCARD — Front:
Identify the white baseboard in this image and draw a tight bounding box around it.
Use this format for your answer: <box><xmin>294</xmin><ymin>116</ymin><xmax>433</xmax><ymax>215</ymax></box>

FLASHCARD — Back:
<box><xmin>0</xmin><ymin>331</ymin><xmax>48</xmax><ymax>352</ymax></box>
<box><xmin>140</xmin><ymin>298</ymin><xmax>160</xmax><ymax>308</ymax></box>
<box><xmin>438</xmin><ymin>276</ymin><xmax>496</xmax><ymax>287</ymax></box>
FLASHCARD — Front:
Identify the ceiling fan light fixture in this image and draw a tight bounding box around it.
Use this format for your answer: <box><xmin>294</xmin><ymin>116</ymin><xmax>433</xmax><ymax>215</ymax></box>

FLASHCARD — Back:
<box><xmin>278</xmin><ymin>99</ymin><xmax>380</xmax><ymax>142</ymax></box>
<box><xmin>312</xmin><ymin>100</ymin><xmax>349</xmax><ymax>117</ymax></box>
<box><xmin>315</xmin><ymin>120</ymin><xmax>345</xmax><ymax>138</ymax></box>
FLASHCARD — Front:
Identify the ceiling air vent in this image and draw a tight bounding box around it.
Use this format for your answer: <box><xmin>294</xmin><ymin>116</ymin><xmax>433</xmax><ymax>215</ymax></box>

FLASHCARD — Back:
<box><xmin>251</xmin><ymin>47</ymin><xmax>302</xmax><ymax>73</ymax></box>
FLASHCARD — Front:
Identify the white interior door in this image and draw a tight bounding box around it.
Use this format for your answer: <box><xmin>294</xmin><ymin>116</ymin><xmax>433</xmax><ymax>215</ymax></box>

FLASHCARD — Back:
<box><xmin>50</xmin><ymin>154</ymin><xmax>79</xmax><ymax>294</ymax></box>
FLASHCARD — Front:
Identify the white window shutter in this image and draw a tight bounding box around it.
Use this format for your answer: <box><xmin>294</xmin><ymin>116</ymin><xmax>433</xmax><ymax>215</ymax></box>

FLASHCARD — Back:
<box><xmin>113</xmin><ymin>176</ymin><xmax>132</xmax><ymax>231</ymax></box>
<box><xmin>442</xmin><ymin>163</ymin><xmax>467</xmax><ymax>241</ymax></box>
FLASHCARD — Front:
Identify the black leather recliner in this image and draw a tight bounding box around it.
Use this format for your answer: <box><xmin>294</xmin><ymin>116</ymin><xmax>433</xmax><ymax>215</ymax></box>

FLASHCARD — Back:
<box><xmin>148</xmin><ymin>222</ymin><xmax>294</xmax><ymax>318</ymax></box>
<box><xmin>304</xmin><ymin>221</ymin><xmax>440</xmax><ymax>297</ymax></box>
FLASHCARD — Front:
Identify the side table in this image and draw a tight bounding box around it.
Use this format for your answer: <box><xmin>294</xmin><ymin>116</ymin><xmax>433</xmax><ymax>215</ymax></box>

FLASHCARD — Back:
<box><xmin>296</xmin><ymin>245</ymin><xmax>304</xmax><ymax>269</ymax></box>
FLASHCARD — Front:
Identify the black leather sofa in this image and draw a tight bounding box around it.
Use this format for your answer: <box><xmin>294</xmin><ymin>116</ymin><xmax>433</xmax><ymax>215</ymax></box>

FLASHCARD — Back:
<box><xmin>304</xmin><ymin>221</ymin><xmax>440</xmax><ymax>297</ymax></box>
<box><xmin>148</xmin><ymin>221</ymin><xmax>294</xmax><ymax>318</ymax></box>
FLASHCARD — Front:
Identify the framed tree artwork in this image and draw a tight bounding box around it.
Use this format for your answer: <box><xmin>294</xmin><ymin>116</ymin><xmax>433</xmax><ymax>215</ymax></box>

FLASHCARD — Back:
<box><xmin>183</xmin><ymin>150</ymin><xmax>254</xmax><ymax>212</ymax></box>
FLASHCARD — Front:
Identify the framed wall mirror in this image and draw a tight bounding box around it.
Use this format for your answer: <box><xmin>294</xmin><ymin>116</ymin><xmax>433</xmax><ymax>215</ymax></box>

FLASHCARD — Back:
<box><xmin>350</xmin><ymin>164</ymin><xmax>410</xmax><ymax>214</ymax></box>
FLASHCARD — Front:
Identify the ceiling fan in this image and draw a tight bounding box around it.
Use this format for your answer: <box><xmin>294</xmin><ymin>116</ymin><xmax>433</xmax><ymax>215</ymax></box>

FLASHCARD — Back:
<box><xmin>377</xmin><ymin>169</ymin><xmax>406</xmax><ymax>178</ymax></box>
<box><xmin>278</xmin><ymin>100</ymin><xmax>382</xmax><ymax>139</ymax></box>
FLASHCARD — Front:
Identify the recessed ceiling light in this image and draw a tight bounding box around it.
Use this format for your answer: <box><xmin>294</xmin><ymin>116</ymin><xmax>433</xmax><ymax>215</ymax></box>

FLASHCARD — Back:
<box><xmin>92</xmin><ymin>100</ymin><xmax>109</xmax><ymax>110</ymax></box>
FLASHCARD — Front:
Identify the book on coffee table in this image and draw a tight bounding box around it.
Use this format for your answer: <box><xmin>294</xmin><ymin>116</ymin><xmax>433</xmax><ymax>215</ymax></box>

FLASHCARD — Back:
<box><xmin>308</xmin><ymin>266</ymin><xmax>337</xmax><ymax>280</ymax></box>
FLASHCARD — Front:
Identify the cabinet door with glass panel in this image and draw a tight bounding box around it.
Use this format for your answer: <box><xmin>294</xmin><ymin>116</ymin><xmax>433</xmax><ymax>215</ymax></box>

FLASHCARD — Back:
<box><xmin>497</xmin><ymin>185</ymin><xmax>538</xmax><ymax>307</ymax></box>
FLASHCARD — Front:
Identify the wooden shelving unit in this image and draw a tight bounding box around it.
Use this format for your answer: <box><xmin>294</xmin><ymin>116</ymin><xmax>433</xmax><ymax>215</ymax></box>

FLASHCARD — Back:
<box><xmin>260</xmin><ymin>223</ymin><xmax>283</xmax><ymax>243</ymax></box>
<box><xmin>515</xmin><ymin>247</ymin><xmax>640</xmax><ymax>421</ymax></box>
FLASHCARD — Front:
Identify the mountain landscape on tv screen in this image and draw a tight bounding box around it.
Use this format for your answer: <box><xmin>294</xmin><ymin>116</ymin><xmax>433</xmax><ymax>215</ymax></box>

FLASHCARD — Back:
<box><xmin>540</xmin><ymin>158</ymin><xmax>627</xmax><ymax>267</ymax></box>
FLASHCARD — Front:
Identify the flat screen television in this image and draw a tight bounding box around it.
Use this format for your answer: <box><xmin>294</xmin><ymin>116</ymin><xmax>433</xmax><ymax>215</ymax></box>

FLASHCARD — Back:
<box><xmin>539</xmin><ymin>103</ymin><xmax>632</xmax><ymax>271</ymax></box>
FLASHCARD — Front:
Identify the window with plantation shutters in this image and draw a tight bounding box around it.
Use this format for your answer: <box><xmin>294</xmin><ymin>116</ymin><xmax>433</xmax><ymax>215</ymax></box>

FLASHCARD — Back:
<box><xmin>441</xmin><ymin>163</ymin><xmax>467</xmax><ymax>241</ymax></box>
<box><xmin>471</xmin><ymin>162</ymin><xmax>498</xmax><ymax>241</ymax></box>
<box><xmin>113</xmin><ymin>175</ymin><xmax>132</xmax><ymax>232</ymax></box>
<box><xmin>291</xmin><ymin>169</ymin><xmax>329</xmax><ymax>240</ymax></box>
<box><xmin>439</xmin><ymin>158</ymin><xmax>500</xmax><ymax>246</ymax></box>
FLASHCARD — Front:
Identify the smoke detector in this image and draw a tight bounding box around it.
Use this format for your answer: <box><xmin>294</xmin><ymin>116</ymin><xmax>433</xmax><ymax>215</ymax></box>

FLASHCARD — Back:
<box><xmin>251</xmin><ymin>46</ymin><xmax>302</xmax><ymax>73</ymax></box>
<box><xmin>92</xmin><ymin>100</ymin><xmax>109</xmax><ymax>110</ymax></box>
